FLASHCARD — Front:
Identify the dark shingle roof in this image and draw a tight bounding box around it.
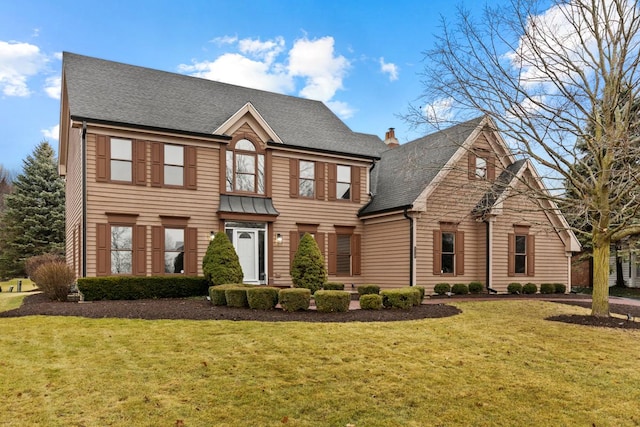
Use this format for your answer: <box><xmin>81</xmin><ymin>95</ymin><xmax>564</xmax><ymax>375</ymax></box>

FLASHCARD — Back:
<box><xmin>62</xmin><ymin>52</ymin><xmax>386</xmax><ymax>158</ymax></box>
<box><xmin>359</xmin><ymin>117</ymin><xmax>484</xmax><ymax>216</ymax></box>
<box><xmin>473</xmin><ymin>159</ymin><xmax>527</xmax><ymax>216</ymax></box>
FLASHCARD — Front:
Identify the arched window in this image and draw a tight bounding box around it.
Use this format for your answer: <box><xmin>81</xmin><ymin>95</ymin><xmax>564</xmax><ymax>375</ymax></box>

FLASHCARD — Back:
<box><xmin>226</xmin><ymin>138</ymin><xmax>265</xmax><ymax>194</ymax></box>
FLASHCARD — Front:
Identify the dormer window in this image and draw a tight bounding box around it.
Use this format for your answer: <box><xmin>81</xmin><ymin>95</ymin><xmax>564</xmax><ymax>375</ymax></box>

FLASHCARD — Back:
<box><xmin>226</xmin><ymin>138</ymin><xmax>265</xmax><ymax>194</ymax></box>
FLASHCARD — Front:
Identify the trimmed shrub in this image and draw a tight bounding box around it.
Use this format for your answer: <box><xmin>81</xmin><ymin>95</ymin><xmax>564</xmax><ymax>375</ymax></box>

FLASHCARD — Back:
<box><xmin>554</xmin><ymin>283</ymin><xmax>567</xmax><ymax>294</ymax></box>
<box><xmin>468</xmin><ymin>282</ymin><xmax>483</xmax><ymax>294</ymax></box>
<box><xmin>507</xmin><ymin>282</ymin><xmax>523</xmax><ymax>294</ymax></box>
<box><xmin>314</xmin><ymin>290</ymin><xmax>350</xmax><ymax>313</ymax></box>
<box><xmin>225</xmin><ymin>288</ymin><xmax>249</xmax><ymax>308</ymax></box>
<box><xmin>290</xmin><ymin>233</ymin><xmax>327</xmax><ymax>294</ymax></box>
<box><xmin>25</xmin><ymin>253</ymin><xmax>65</xmax><ymax>279</ymax></box>
<box><xmin>357</xmin><ymin>284</ymin><xmax>380</xmax><ymax>295</ymax></box>
<box><xmin>31</xmin><ymin>262</ymin><xmax>75</xmax><ymax>301</ymax></box>
<box><xmin>451</xmin><ymin>283</ymin><xmax>469</xmax><ymax>295</ymax></box>
<box><xmin>247</xmin><ymin>287</ymin><xmax>280</xmax><ymax>310</ymax></box>
<box><xmin>324</xmin><ymin>282</ymin><xmax>345</xmax><ymax>291</ymax></box>
<box><xmin>540</xmin><ymin>283</ymin><xmax>555</xmax><ymax>294</ymax></box>
<box><xmin>523</xmin><ymin>283</ymin><xmax>538</xmax><ymax>294</ymax></box>
<box><xmin>209</xmin><ymin>284</ymin><xmax>248</xmax><ymax>306</ymax></box>
<box><xmin>359</xmin><ymin>294</ymin><xmax>383</xmax><ymax>310</ymax></box>
<box><xmin>77</xmin><ymin>276</ymin><xmax>209</xmax><ymax>301</ymax></box>
<box><xmin>279</xmin><ymin>288</ymin><xmax>311</xmax><ymax>312</ymax></box>
<box><xmin>433</xmin><ymin>283</ymin><xmax>451</xmax><ymax>295</ymax></box>
<box><xmin>414</xmin><ymin>286</ymin><xmax>426</xmax><ymax>304</ymax></box>
<box><xmin>202</xmin><ymin>232</ymin><xmax>243</xmax><ymax>286</ymax></box>
<box><xmin>381</xmin><ymin>288</ymin><xmax>420</xmax><ymax>309</ymax></box>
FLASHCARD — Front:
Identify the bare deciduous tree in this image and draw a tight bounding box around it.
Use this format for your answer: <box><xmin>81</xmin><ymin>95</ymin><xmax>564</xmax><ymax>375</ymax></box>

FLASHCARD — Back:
<box><xmin>408</xmin><ymin>0</ymin><xmax>640</xmax><ymax>317</ymax></box>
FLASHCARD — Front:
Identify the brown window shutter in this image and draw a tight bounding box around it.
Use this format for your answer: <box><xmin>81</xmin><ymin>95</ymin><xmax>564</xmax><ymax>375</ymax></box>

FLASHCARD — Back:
<box><xmin>433</xmin><ymin>230</ymin><xmax>442</xmax><ymax>275</ymax></box>
<box><xmin>527</xmin><ymin>234</ymin><xmax>535</xmax><ymax>276</ymax></box>
<box><xmin>487</xmin><ymin>156</ymin><xmax>496</xmax><ymax>181</ymax></box>
<box><xmin>456</xmin><ymin>231</ymin><xmax>465</xmax><ymax>276</ymax></box>
<box><xmin>96</xmin><ymin>223</ymin><xmax>109</xmax><ymax>276</ymax></box>
<box><xmin>352</xmin><ymin>234</ymin><xmax>361</xmax><ymax>275</ymax></box>
<box><xmin>315</xmin><ymin>162</ymin><xmax>325</xmax><ymax>201</ymax></box>
<box><xmin>185</xmin><ymin>227</ymin><xmax>198</xmax><ymax>275</ymax></box>
<box><xmin>220</xmin><ymin>145</ymin><xmax>227</xmax><ymax>194</ymax></box>
<box><xmin>328</xmin><ymin>233</ymin><xmax>337</xmax><ymax>275</ymax></box>
<box><xmin>134</xmin><ymin>140</ymin><xmax>147</xmax><ymax>186</ymax></box>
<box><xmin>151</xmin><ymin>142</ymin><xmax>163</xmax><ymax>187</ymax></box>
<box><xmin>265</xmin><ymin>150</ymin><xmax>273</xmax><ymax>197</ymax></box>
<box><xmin>328</xmin><ymin>164</ymin><xmax>337</xmax><ymax>201</ymax></box>
<box><xmin>289</xmin><ymin>230</ymin><xmax>299</xmax><ymax>267</ymax></box>
<box><xmin>289</xmin><ymin>158</ymin><xmax>299</xmax><ymax>198</ymax></box>
<box><xmin>134</xmin><ymin>225</ymin><xmax>146</xmax><ymax>275</ymax></box>
<box><xmin>96</xmin><ymin>135</ymin><xmax>109</xmax><ymax>182</ymax></box>
<box><xmin>315</xmin><ymin>232</ymin><xmax>325</xmax><ymax>260</ymax></box>
<box><xmin>352</xmin><ymin>166</ymin><xmax>361</xmax><ymax>203</ymax></box>
<box><xmin>152</xmin><ymin>226</ymin><xmax>164</xmax><ymax>274</ymax></box>
<box><xmin>186</xmin><ymin>146</ymin><xmax>197</xmax><ymax>190</ymax></box>
<box><xmin>508</xmin><ymin>233</ymin><xmax>515</xmax><ymax>276</ymax></box>
<box><xmin>468</xmin><ymin>152</ymin><xmax>476</xmax><ymax>180</ymax></box>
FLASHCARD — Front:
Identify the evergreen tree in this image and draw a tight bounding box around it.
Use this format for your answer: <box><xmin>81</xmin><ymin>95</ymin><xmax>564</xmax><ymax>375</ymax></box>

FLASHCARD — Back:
<box><xmin>290</xmin><ymin>233</ymin><xmax>327</xmax><ymax>294</ymax></box>
<box><xmin>202</xmin><ymin>232</ymin><xmax>243</xmax><ymax>286</ymax></box>
<box><xmin>0</xmin><ymin>142</ymin><xmax>65</xmax><ymax>278</ymax></box>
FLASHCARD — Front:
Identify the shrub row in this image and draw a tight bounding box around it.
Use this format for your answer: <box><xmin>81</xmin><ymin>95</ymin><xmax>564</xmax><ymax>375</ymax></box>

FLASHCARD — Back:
<box><xmin>433</xmin><ymin>282</ymin><xmax>485</xmax><ymax>295</ymax></box>
<box><xmin>209</xmin><ymin>285</ymin><xmax>313</xmax><ymax>311</ymax></box>
<box><xmin>77</xmin><ymin>276</ymin><xmax>209</xmax><ymax>300</ymax></box>
<box><xmin>507</xmin><ymin>282</ymin><xmax>566</xmax><ymax>294</ymax></box>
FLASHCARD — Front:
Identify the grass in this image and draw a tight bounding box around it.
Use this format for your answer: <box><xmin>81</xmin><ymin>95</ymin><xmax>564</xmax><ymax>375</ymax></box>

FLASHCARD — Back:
<box><xmin>0</xmin><ymin>278</ymin><xmax>36</xmax><ymax>293</ymax></box>
<box><xmin>576</xmin><ymin>285</ymin><xmax>640</xmax><ymax>300</ymax></box>
<box><xmin>1</xmin><ymin>297</ymin><xmax>639</xmax><ymax>426</ymax></box>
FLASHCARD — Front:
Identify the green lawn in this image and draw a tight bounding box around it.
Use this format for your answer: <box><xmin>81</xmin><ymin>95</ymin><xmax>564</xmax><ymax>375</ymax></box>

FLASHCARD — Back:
<box><xmin>0</xmin><ymin>296</ymin><xmax>639</xmax><ymax>426</ymax></box>
<box><xmin>0</xmin><ymin>278</ymin><xmax>36</xmax><ymax>293</ymax></box>
<box><xmin>576</xmin><ymin>285</ymin><xmax>640</xmax><ymax>300</ymax></box>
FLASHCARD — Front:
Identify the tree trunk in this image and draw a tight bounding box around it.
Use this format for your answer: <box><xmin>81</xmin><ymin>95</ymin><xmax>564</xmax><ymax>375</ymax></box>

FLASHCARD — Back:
<box><xmin>591</xmin><ymin>242</ymin><xmax>610</xmax><ymax>317</ymax></box>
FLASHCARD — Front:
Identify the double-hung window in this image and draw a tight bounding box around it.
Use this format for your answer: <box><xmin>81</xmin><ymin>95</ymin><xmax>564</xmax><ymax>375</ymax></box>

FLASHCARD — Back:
<box><xmin>110</xmin><ymin>225</ymin><xmax>133</xmax><ymax>274</ymax></box>
<box><xmin>433</xmin><ymin>223</ymin><xmax>464</xmax><ymax>276</ymax></box>
<box><xmin>509</xmin><ymin>226</ymin><xmax>535</xmax><ymax>276</ymax></box>
<box><xmin>299</xmin><ymin>160</ymin><xmax>315</xmax><ymax>198</ymax></box>
<box><xmin>164</xmin><ymin>144</ymin><xmax>184</xmax><ymax>186</ymax></box>
<box><xmin>336</xmin><ymin>165</ymin><xmax>351</xmax><ymax>200</ymax></box>
<box><xmin>164</xmin><ymin>228</ymin><xmax>185</xmax><ymax>274</ymax></box>
<box><xmin>110</xmin><ymin>138</ymin><xmax>132</xmax><ymax>182</ymax></box>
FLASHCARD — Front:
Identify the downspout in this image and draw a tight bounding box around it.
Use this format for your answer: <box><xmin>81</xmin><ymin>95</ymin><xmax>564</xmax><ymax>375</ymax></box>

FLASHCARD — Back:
<box><xmin>81</xmin><ymin>121</ymin><xmax>87</xmax><ymax>277</ymax></box>
<box><xmin>403</xmin><ymin>207</ymin><xmax>414</xmax><ymax>286</ymax></box>
<box><xmin>485</xmin><ymin>219</ymin><xmax>490</xmax><ymax>292</ymax></box>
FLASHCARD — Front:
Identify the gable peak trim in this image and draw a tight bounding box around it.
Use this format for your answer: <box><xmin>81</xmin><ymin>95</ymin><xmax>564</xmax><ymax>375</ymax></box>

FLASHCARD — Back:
<box><xmin>213</xmin><ymin>102</ymin><xmax>282</xmax><ymax>143</ymax></box>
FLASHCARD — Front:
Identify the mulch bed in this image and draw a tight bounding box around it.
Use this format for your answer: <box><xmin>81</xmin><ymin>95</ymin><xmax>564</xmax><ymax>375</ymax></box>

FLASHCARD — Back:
<box><xmin>2</xmin><ymin>292</ymin><xmax>639</xmax><ymax>328</ymax></box>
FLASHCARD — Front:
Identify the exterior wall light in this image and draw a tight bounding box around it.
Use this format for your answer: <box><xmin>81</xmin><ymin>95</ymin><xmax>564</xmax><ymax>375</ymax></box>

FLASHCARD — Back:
<box><xmin>275</xmin><ymin>233</ymin><xmax>284</xmax><ymax>246</ymax></box>
<box><xmin>210</xmin><ymin>231</ymin><xmax>215</xmax><ymax>241</ymax></box>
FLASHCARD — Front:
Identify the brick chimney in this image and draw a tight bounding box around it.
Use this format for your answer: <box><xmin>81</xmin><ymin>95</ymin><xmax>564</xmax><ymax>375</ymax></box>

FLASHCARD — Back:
<box><xmin>384</xmin><ymin>127</ymin><xmax>399</xmax><ymax>148</ymax></box>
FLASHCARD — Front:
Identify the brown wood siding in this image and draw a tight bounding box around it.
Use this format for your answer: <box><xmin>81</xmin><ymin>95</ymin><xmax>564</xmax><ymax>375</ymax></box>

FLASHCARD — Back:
<box><xmin>362</xmin><ymin>214</ymin><xmax>410</xmax><ymax>288</ymax></box>
<box><xmin>65</xmin><ymin>127</ymin><xmax>84</xmax><ymax>277</ymax></box>
<box><xmin>84</xmin><ymin>131</ymin><xmax>221</xmax><ymax>277</ymax></box>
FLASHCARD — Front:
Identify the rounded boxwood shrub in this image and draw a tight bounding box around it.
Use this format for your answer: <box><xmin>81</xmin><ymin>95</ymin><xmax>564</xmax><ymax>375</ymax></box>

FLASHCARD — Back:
<box><xmin>357</xmin><ymin>284</ymin><xmax>380</xmax><ymax>295</ymax></box>
<box><xmin>279</xmin><ymin>288</ymin><xmax>311</xmax><ymax>312</ymax></box>
<box><xmin>554</xmin><ymin>283</ymin><xmax>567</xmax><ymax>294</ymax></box>
<box><xmin>246</xmin><ymin>287</ymin><xmax>280</xmax><ymax>310</ymax></box>
<box><xmin>209</xmin><ymin>284</ymin><xmax>247</xmax><ymax>306</ymax></box>
<box><xmin>522</xmin><ymin>283</ymin><xmax>538</xmax><ymax>294</ymax></box>
<box><xmin>359</xmin><ymin>294</ymin><xmax>383</xmax><ymax>310</ymax></box>
<box><xmin>314</xmin><ymin>290</ymin><xmax>350</xmax><ymax>313</ymax></box>
<box><xmin>451</xmin><ymin>283</ymin><xmax>469</xmax><ymax>295</ymax></box>
<box><xmin>203</xmin><ymin>232</ymin><xmax>243</xmax><ymax>286</ymax></box>
<box><xmin>540</xmin><ymin>283</ymin><xmax>555</xmax><ymax>294</ymax></box>
<box><xmin>507</xmin><ymin>282</ymin><xmax>523</xmax><ymax>294</ymax></box>
<box><xmin>381</xmin><ymin>288</ymin><xmax>419</xmax><ymax>309</ymax></box>
<box><xmin>290</xmin><ymin>233</ymin><xmax>327</xmax><ymax>294</ymax></box>
<box><xmin>225</xmin><ymin>287</ymin><xmax>249</xmax><ymax>308</ymax></box>
<box><xmin>468</xmin><ymin>282</ymin><xmax>483</xmax><ymax>294</ymax></box>
<box><xmin>323</xmin><ymin>282</ymin><xmax>345</xmax><ymax>291</ymax></box>
<box><xmin>434</xmin><ymin>283</ymin><xmax>451</xmax><ymax>295</ymax></box>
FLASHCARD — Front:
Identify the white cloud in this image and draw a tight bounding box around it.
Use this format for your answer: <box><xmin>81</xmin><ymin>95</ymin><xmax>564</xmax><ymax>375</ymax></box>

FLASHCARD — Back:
<box><xmin>41</xmin><ymin>124</ymin><xmax>59</xmax><ymax>141</ymax></box>
<box><xmin>0</xmin><ymin>41</ymin><xmax>48</xmax><ymax>97</ymax></box>
<box><xmin>180</xmin><ymin>35</ymin><xmax>354</xmax><ymax>118</ymax></box>
<box><xmin>288</xmin><ymin>36</ymin><xmax>350</xmax><ymax>102</ymax></box>
<box><xmin>422</xmin><ymin>97</ymin><xmax>454</xmax><ymax>124</ymax></box>
<box><xmin>44</xmin><ymin>76</ymin><xmax>61</xmax><ymax>100</ymax></box>
<box><xmin>379</xmin><ymin>57</ymin><xmax>398</xmax><ymax>81</ymax></box>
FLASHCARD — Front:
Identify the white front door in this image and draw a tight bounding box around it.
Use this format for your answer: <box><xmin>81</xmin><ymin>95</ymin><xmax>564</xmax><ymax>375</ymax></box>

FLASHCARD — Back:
<box><xmin>235</xmin><ymin>229</ymin><xmax>258</xmax><ymax>283</ymax></box>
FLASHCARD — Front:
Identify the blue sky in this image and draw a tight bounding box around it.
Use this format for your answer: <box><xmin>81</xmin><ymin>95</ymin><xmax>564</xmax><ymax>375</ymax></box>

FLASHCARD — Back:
<box><xmin>0</xmin><ymin>0</ymin><xmax>498</xmax><ymax>172</ymax></box>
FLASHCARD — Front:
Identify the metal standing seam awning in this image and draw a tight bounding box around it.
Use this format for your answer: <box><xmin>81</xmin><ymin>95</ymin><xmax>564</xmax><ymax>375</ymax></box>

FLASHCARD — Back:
<box><xmin>217</xmin><ymin>195</ymin><xmax>280</xmax><ymax>219</ymax></box>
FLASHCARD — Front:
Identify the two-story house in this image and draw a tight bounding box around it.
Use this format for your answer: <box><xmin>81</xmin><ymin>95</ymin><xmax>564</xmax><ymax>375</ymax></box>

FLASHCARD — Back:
<box><xmin>58</xmin><ymin>53</ymin><xmax>580</xmax><ymax>292</ymax></box>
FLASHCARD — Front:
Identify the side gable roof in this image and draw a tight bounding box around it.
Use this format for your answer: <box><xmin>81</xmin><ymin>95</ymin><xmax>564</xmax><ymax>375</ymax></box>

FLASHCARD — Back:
<box><xmin>62</xmin><ymin>52</ymin><xmax>386</xmax><ymax>158</ymax></box>
<box><xmin>359</xmin><ymin>117</ymin><xmax>484</xmax><ymax>216</ymax></box>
